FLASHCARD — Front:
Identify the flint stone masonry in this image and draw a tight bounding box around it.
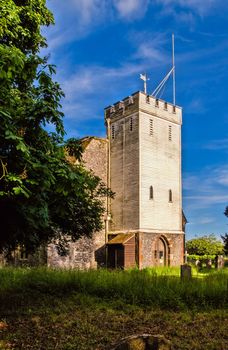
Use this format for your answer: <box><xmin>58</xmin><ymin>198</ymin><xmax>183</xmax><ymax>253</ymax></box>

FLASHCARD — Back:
<box><xmin>47</xmin><ymin>137</ymin><xmax>108</xmax><ymax>269</ymax></box>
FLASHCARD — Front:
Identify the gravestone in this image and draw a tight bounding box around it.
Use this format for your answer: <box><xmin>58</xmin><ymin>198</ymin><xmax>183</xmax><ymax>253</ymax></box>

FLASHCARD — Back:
<box><xmin>206</xmin><ymin>259</ymin><xmax>212</xmax><ymax>269</ymax></box>
<box><xmin>215</xmin><ymin>255</ymin><xmax>224</xmax><ymax>269</ymax></box>
<box><xmin>113</xmin><ymin>334</ymin><xmax>172</xmax><ymax>350</ymax></box>
<box><xmin>180</xmin><ymin>264</ymin><xmax>192</xmax><ymax>280</ymax></box>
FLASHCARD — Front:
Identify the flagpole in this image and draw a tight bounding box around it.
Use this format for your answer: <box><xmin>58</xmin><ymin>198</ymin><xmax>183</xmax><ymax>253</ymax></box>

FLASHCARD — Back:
<box><xmin>172</xmin><ymin>33</ymin><xmax>176</xmax><ymax>106</ymax></box>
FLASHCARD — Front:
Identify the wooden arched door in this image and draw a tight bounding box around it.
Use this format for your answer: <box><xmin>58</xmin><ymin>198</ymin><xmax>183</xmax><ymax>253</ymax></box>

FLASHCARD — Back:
<box><xmin>154</xmin><ymin>237</ymin><xmax>168</xmax><ymax>266</ymax></box>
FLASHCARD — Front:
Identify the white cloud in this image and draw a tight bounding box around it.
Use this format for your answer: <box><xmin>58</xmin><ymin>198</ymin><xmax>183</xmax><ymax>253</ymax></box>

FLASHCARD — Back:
<box><xmin>45</xmin><ymin>0</ymin><xmax>109</xmax><ymax>50</ymax></box>
<box><xmin>114</xmin><ymin>0</ymin><xmax>149</xmax><ymax>20</ymax></box>
<box><xmin>183</xmin><ymin>164</ymin><xmax>228</xmax><ymax>211</ymax></box>
<box><xmin>203</xmin><ymin>138</ymin><xmax>228</xmax><ymax>151</ymax></box>
<box><xmin>156</xmin><ymin>0</ymin><xmax>220</xmax><ymax>16</ymax></box>
<box><xmin>184</xmin><ymin>98</ymin><xmax>207</xmax><ymax>114</ymax></box>
<box><xmin>45</xmin><ymin>0</ymin><xmax>151</xmax><ymax>51</ymax></box>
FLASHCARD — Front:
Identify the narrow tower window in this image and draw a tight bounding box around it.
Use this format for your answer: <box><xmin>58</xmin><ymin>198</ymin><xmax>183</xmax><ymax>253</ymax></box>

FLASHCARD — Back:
<box><xmin>149</xmin><ymin>186</ymin><xmax>154</xmax><ymax>200</ymax></box>
<box><xmin>164</xmin><ymin>102</ymin><xmax>168</xmax><ymax>110</ymax></box>
<box><xmin>169</xmin><ymin>189</ymin><xmax>173</xmax><ymax>202</ymax></box>
<box><xmin>111</xmin><ymin>125</ymin><xmax>115</xmax><ymax>139</ymax></box>
<box><xmin>155</xmin><ymin>99</ymin><xmax>159</xmax><ymax>107</ymax></box>
<box><xmin>130</xmin><ymin>117</ymin><xmax>133</xmax><ymax>131</ymax></box>
<box><xmin>149</xmin><ymin>119</ymin><xmax>153</xmax><ymax>136</ymax></box>
<box><xmin>168</xmin><ymin>125</ymin><xmax>172</xmax><ymax>141</ymax></box>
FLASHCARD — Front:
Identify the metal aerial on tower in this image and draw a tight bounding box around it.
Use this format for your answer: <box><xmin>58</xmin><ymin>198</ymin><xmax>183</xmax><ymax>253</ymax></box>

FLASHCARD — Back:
<box><xmin>140</xmin><ymin>73</ymin><xmax>150</xmax><ymax>94</ymax></box>
<box><xmin>140</xmin><ymin>34</ymin><xmax>176</xmax><ymax>105</ymax></box>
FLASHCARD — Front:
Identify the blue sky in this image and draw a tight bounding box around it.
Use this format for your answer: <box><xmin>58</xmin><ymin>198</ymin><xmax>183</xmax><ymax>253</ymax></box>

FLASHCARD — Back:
<box><xmin>43</xmin><ymin>0</ymin><xmax>228</xmax><ymax>240</ymax></box>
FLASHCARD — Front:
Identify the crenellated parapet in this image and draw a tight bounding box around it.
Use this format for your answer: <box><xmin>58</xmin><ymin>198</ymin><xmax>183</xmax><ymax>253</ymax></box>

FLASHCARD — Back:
<box><xmin>105</xmin><ymin>91</ymin><xmax>182</xmax><ymax>125</ymax></box>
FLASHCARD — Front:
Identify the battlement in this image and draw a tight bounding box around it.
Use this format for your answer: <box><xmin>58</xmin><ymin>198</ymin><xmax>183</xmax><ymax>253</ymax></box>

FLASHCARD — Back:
<box><xmin>105</xmin><ymin>91</ymin><xmax>182</xmax><ymax>125</ymax></box>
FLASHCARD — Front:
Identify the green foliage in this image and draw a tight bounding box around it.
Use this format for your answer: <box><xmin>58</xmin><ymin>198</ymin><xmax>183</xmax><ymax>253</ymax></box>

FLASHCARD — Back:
<box><xmin>186</xmin><ymin>235</ymin><xmax>224</xmax><ymax>256</ymax></box>
<box><xmin>224</xmin><ymin>206</ymin><xmax>228</xmax><ymax>218</ymax></box>
<box><xmin>221</xmin><ymin>233</ymin><xmax>228</xmax><ymax>256</ymax></box>
<box><xmin>0</xmin><ymin>1</ymin><xmax>111</xmax><ymax>254</ymax></box>
<box><xmin>222</xmin><ymin>207</ymin><xmax>228</xmax><ymax>255</ymax></box>
<box><xmin>187</xmin><ymin>254</ymin><xmax>217</xmax><ymax>262</ymax></box>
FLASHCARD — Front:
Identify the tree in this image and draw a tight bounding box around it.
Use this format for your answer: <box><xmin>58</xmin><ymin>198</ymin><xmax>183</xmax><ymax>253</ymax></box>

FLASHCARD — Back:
<box><xmin>0</xmin><ymin>0</ymin><xmax>111</xmax><ymax>255</ymax></box>
<box><xmin>221</xmin><ymin>234</ymin><xmax>228</xmax><ymax>256</ymax></box>
<box><xmin>186</xmin><ymin>235</ymin><xmax>224</xmax><ymax>257</ymax></box>
<box><xmin>221</xmin><ymin>207</ymin><xmax>228</xmax><ymax>255</ymax></box>
<box><xmin>224</xmin><ymin>206</ymin><xmax>228</xmax><ymax>218</ymax></box>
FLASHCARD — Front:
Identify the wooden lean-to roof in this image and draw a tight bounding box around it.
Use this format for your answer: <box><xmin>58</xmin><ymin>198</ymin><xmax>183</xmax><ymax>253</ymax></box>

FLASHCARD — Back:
<box><xmin>107</xmin><ymin>233</ymin><xmax>135</xmax><ymax>245</ymax></box>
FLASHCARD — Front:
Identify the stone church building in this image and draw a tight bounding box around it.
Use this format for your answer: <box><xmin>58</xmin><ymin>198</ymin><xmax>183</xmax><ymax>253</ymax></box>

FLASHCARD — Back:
<box><xmin>48</xmin><ymin>91</ymin><xmax>186</xmax><ymax>269</ymax></box>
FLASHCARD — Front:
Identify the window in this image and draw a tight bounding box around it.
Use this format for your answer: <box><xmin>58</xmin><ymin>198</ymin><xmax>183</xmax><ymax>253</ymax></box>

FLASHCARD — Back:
<box><xmin>168</xmin><ymin>125</ymin><xmax>172</xmax><ymax>141</ymax></box>
<box><xmin>130</xmin><ymin>117</ymin><xmax>133</xmax><ymax>131</ymax></box>
<box><xmin>155</xmin><ymin>99</ymin><xmax>159</xmax><ymax>107</ymax></box>
<box><xmin>173</xmin><ymin>105</ymin><xmax>176</xmax><ymax>113</ymax></box>
<box><xmin>164</xmin><ymin>102</ymin><xmax>168</xmax><ymax>110</ymax></box>
<box><xmin>146</xmin><ymin>95</ymin><xmax>150</xmax><ymax>103</ymax></box>
<box><xmin>169</xmin><ymin>189</ymin><xmax>173</xmax><ymax>202</ymax></box>
<box><xmin>149</xmin><ymin>119</ymin><xmax>153</xmax><ymax>136</ymax></box>
<box><xmin>149</xmin><ymin>186</ymin><xmax>154</xmax><ymax>200</ymax></box>
<box><xmin>111</xmin><ymin>125</ymin><xmax>115</xmax><ymax>139</ymax></box>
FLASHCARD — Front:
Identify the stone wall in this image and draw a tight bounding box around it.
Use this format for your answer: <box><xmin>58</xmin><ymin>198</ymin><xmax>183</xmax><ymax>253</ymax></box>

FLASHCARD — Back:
<box><xmin>47</xmin><ymin>137</ymin><xmax>108</xmax><ymax>269</ymax></box>
<box><xmin>0</xmin><ymin>246</ymin><xmax>47</xmax><ymax>267</ymax></box>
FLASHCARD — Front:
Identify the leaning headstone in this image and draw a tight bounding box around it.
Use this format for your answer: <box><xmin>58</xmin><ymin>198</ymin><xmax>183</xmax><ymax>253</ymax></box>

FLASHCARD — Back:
<box><xmin>195</xmin><ymin>259</ymin><xmax>202</xmax><ymax>271</ymax></box>
<box><xmin>215</xmin><ymin>255</ymin><xmax>224</xmax><ymax>269</ymax></box>
<box><xmin>206</xmin><ymin>259</ymin><xmax>212</xmax><ymax>269</ymax></box>
<box><xmin>113</xmin><ymin>334</ymin><xmax>172</xmax><ymax>350</ymax></box>
<box><xmin>180</xmin><ymin>264</ymin><xmax>192</xmax><ymax>280</ymax></box>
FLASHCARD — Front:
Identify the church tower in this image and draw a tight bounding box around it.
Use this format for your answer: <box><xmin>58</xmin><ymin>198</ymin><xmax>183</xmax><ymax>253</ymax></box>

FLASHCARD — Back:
<box><xmin>105</xmin><ymin>92</ymin><xmax>184</xmax><ymax>268</ymax></box>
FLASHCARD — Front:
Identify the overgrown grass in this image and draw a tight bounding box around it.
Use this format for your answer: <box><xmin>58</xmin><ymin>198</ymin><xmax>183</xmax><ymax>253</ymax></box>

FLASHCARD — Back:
<box><xmin>0</xmin><ymin>267</ymin><xmax>227</xmax><ymax>349</ymax></box>
<box><xmin>0</xmin><ymin>267</ymin><xmax>227</xmax><ymax>311</ymax></box>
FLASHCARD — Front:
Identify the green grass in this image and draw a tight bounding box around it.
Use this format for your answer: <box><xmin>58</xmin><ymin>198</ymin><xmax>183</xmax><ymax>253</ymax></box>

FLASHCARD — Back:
<box><xmin>0</xmin><ymin>267</ymin><xmax>227</xmax><ymax>349</ymax></box>
<box><xmin>0</xmin><ymin>267</ymin><xmax>227</xmax><ymax>310</ymax></box>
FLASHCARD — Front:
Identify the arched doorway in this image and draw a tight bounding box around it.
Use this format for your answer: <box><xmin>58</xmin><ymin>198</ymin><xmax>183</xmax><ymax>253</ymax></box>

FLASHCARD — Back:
<box><xmin>154</xmin><ymin>236</ymin><xmax>169</xmax><ymax>266</ymax></box>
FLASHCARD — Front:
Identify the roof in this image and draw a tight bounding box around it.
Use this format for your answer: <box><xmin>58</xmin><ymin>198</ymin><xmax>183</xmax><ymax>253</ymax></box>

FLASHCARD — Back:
<box><xmin>80</xmin><ymin>136</ymin><xmax>107</xmax><ymax>150</ymax></box>
<box><xmin>107</xmin><ymin>233</ymin><xmax>135</xmax><ymax>245</ymax></box>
